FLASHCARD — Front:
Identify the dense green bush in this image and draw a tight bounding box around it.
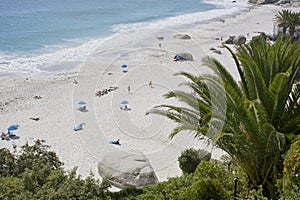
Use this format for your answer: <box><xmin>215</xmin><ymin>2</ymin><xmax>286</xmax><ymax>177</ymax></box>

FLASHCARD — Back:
<box><xmin>278</xmin><ymin>137</ymin><xmax>300</xmax><ymax>199</ymax></box>
<box><xmin>178</xmin><ymin>148</ymin><xmax>211</xmax><ymax>174</ymax></box>
<box><xmin>134</xmin><ymin>174</ymin><xmax>194</xmax><ymax>199</ymax></box>
<box><xmin>109</xmin><ymin>186</ymin><xmax>144</xmax><ymax>199</ymax></box>
<box><xmin>1</xmin><ymin>140</ymin><xmax>278</xmax><ymax>199</ymax></box>
<box><xmin>183</xmin><ymin>178</ymin><xmax>230</xmax><ymax>200</ymax></box>
<box><xmin>194</xmin><ymin>160</ymin><xmax>248</xmax><ymax>199</ymax></box>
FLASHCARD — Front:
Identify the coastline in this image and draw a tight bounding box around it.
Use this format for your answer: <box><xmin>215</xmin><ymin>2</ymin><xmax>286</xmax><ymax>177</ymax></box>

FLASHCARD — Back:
<box><xmin>1</xmin><ymin>4</ymin><xmax>299</xmax><ymax>185</ymax></box>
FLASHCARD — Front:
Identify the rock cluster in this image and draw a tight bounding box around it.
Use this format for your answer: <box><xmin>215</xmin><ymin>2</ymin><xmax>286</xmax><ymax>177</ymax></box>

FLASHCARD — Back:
<box><xmin>249</xmin><ymin>0</ymin><xmax>300</xmax><ymax>6</ymax></box>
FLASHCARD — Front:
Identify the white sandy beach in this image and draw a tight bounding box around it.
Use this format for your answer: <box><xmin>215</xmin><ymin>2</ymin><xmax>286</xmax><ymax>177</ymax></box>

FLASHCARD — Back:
<box><xmin>1</xmin><ymin>4</ymin><xmax>298</xmax><ymax>185</ymax></box>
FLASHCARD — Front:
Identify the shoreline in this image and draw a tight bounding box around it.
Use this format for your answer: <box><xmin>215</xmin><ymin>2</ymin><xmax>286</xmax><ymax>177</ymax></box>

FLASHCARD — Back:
<box><xmin>0</xmin><ymin>1</ymin><xmax>251</xmax><ymax>77</ymax></box>
<box><xmin>1</xmin><ymin>4</ymin><xmax>299</xmax><ymax>186</ymax></box>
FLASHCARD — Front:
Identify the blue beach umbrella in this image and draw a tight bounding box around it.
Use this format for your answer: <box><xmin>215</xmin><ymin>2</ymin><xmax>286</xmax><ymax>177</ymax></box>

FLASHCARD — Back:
<box><xmin>7</xmin><ymin>125</ymin><xmax>19</xmax><ymax>131</ymax></box>
<box><xmin>78</xmin><ymin>101</ymin><xmax>87</xmax><ymax>105</ymax></box>
<box><xmin>121</xmin><ymin>64</ymin><xmax>127</xmax><ymax>69</ymax></box>
<box><xmin>121</xmin><ymin>100</ymin><xmax>129</xmax><ymax>105</ymax></box>
<box><xmin>176</xmin><ymin>54</ymin><xmax>183</xmax><ymax>60</ymax></box>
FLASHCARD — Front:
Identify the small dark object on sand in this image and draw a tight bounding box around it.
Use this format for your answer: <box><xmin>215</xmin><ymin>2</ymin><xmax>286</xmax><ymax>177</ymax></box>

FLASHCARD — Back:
<box><xmin>33</xmin><ymin>96</ymin><xmax>42</xmax><ymax>99</ymax></box>
<box><xmin>30</xmin><ymin>117</ymin><xmax>40</xmax><ymax>121</ymax></box>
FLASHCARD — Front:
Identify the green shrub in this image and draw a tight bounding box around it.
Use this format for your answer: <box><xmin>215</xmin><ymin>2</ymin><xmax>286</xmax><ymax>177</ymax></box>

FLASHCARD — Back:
<box><xmin>109</xmin><ymin>186</ymin><xmax>144</xmax><ymax>199</ymax></box>
<box><xmin>178</xmin><ymin>148</ymin><xmax>211</xmax><ymax>174</ymax></box>
<box><xmin>248</xmin><ymin>186</ymin><xmax>268</xmax><ymax>200</ymax></box>
<box><xmin>183</xmin><ymin>178</ymin><xmax>230</xmax><ymax>200</ymax></box>
<box><xmin>194</xmin><ymin>160</ymin><xmax>248</xmax><ymax>199</ymax></box>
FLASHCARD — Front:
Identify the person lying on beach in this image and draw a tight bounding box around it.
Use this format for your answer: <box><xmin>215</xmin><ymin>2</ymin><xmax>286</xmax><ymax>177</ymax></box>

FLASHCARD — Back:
<box><xmin>74</xmin><ymin>123</ymin><xmax>85</xmax><ymax>131</ymax></box>
<box><xmin>120</xmin><ymin>105</ymin><xmax>131</xmax><ymax>111</ymax></box>
<box><xmin>109</xmin><ymin>139</ymin><xmax>120</xmax><ymax>145</ymax></box>
<box><xmin>108</xmin><ymin>86</ymin><xmax>118</xmax><ymax>92</ymax></box>
<box><xmin>77</xmin><ymin>105</ymin><xmax>87</xmax><ymax>111</ymax></box>
<box><xmin>109</xmin><ymin>86</ymin><xmax>118</xmax><ymax>90</ymax></box>
<box><xmin>7</xmin><ymin>130</ymin><xmax>16</xmax><ymax>137</ymax></box>
<box><xmin>30</xmin><ymin>117</ymin><xmax>40</xmax><ymax>121</ymax></box>
<box><xmin>33</xmin><ymin>95</ymin><xmax>42</xmax><ymax>99</ymax></box>
<box><xmin>96</xmin><ymin>90</ymin><xmax>104</xmax><ymax>96</ymax></box>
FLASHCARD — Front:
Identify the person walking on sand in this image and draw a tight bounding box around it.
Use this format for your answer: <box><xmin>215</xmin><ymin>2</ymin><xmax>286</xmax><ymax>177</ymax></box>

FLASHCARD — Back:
<box><xmin>149</xmin><ymin>81</ymin><xmax>153</xmax><ymax>88</ymax></box>
<box><xmin>128</xmin><ymin>85</ymin><xmax>131</xmax><ymax>94</ymax></box>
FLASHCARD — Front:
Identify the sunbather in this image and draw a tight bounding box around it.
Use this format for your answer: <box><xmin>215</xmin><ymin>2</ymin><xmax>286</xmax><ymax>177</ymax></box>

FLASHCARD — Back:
<box><xmin>77</xmin><ymin>105</ymin><xmax>87</xmax><ymax>111</ymax></box>
<box><xmin>109</xmin><ymin>139</ymin><xmax>120</xmax><ymax>145</ymax></box>
<box><xmin>95</xmin><ymin>91</ymin><xmax>102</xmax><ymax>96</ymax></box>
<box><xmin>121</xmin><ymin>105</ymin><xmax>131</xmax><ymax>111</ymax></box>
<box><xmin>30</xmin><ymin>117</ymin><xmax>40</xmax><ymax>121</ymax></box>
<box><xmin>74</xmin><ymin>123</ymin><xmax>85</xmax><ymax>131</ymax></box>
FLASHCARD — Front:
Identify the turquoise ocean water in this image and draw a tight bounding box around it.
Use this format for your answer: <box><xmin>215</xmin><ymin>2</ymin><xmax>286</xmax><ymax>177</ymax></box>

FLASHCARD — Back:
<box><xmin>0</xmin><ymin>0</ymin><xmax>249</xmax><ymax>75</ymax></box>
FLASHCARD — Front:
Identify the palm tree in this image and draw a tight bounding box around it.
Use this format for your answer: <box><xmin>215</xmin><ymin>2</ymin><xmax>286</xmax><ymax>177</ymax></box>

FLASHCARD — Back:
<box><xmin>148</xmin><ymin>36</ymin><xmax>300</xmax><ymax>198</ymax></box>
<box><xmin>275</xmin><ymin>9</ymin><xmax>300</xmax><ymax>37</ymax></box>
<box><xmin>276</xmin><ymin>9</ymin><xmax>290</xmax><ymax>34</ymax></box>
<box><xmin>287</xmin><ymin>11</ymin><xmax>300</xmax><ymax>37</ymax></box>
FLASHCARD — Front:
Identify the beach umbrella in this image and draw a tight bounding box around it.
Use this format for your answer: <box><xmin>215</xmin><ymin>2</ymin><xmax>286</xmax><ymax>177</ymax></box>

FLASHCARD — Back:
<box><xmin>175</xmin><ymin>54</ymin><xmax>183</xmax><ymax>60</ymax></box>
<box><xmin>121</xmin><ymin>100</ymin><xmax>129</xmax><ymax>105</ymax></box>
<box><xmin>78</xmin><ymin>101</ymin><xmax>87</xmax><ymax>105</ymax></box>
<box><xmin>121</xmin><ymin>64</ymin><xmax>127</xmax><ymax>68</ymax></box>
<box><xmin>7</xmin><ymin>125</ymin><xmax>19</xmax><ymax>131</ymax></box>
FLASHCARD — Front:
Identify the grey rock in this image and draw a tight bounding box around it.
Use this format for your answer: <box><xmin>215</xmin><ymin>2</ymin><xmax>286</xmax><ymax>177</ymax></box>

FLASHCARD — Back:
<box><xmin>173</xmin><ymin>34</ymin><xmax>191</xmax><ymax>39</ymax></box>
<box><xmin>234</xmin><ymin>35</ymin><xmax>247</xmax><ymax>45</ymax></box>
<box><xmin>98</xmin><ymin>150</ymin><xmax>158</xmax><ymax>188</ymax></box>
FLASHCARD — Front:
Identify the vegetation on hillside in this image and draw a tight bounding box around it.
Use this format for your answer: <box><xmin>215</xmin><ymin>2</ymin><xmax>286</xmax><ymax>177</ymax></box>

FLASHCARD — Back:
<box><xmin>0</xmin><ymin>140</ymin><xmax>111</xmax><ymax>199</ymax></box>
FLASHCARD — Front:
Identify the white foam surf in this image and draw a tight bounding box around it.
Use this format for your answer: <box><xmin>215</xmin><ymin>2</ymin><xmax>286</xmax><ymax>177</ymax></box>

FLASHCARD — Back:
<box><xmin>0</xmin><ymin>0</ymin><xmax>250</xmax><ymax>75</ymax></box>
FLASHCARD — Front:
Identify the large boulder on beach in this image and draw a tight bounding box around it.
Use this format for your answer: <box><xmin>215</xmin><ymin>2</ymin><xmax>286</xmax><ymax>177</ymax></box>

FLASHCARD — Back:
<box><xmin>173</xmin><ymin>34</ymin><xmax>191</xmax><ymax>39</ymax></box>
<box><xmin>98</xmin><ymin>150</ymin><xmax>158</xmax><ymax>188</ymax></box>
<box><xmin>233</xmin><ymin>35</ymin><xmax>247</xmax><ymax>45</ymax></box>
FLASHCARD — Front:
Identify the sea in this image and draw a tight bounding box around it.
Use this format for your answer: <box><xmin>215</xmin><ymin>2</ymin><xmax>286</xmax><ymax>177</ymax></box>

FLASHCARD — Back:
<box><xmin>0</xmin><ymin>0</ymin><xmax>250</xmax><ymax>75</ymax></box>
